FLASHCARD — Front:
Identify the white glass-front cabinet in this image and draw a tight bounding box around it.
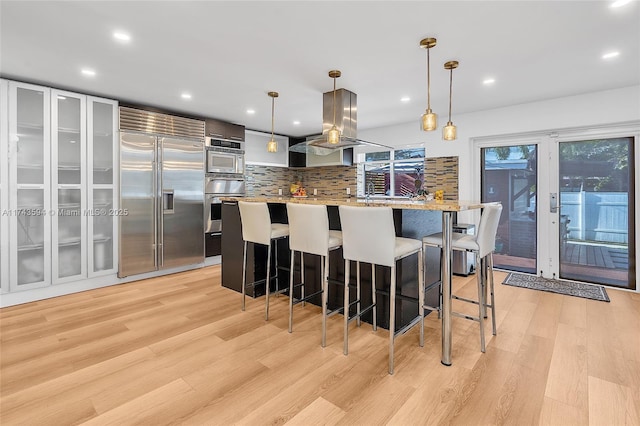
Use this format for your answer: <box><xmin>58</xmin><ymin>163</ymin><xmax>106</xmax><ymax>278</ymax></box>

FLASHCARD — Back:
<box><xmin>1</xmin><ymin>79</ymin><xmax>9</xmax><ymax>293</ymax></box>
<box><xmin>52</xmin><ymin>89</ymin><xmax>87</xmax><ymax>284</ymax></box>
<box><xmin>3</xmin><ymin>80</ymin><xmax>118</xmax><ymax>293</ymax></box>
<box><xmin>87</xmin><ymin>97</ymin><xmax>118</xmax><ymax>277</ymax></box>
<box><xmin>8</xmin><ymin>81</ymin><xmax>52</xmax><ymax>291</ymax></box>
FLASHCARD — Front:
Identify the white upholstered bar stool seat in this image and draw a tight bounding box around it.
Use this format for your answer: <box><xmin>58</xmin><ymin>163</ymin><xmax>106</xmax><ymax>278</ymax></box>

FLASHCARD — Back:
<box><xmin>338</xmin><ymin>205</ymin><xmax>424</xmax><ymax>375</ymax></box>
<box><xmin>286</xmin><ymin>203</ymin><xmax>342</xmax><ymax>347</ymax></box>
<box><xmin>422</xmin><ymin>203</ymin><xmax>503</xmax><ymax>352</ymax></box>
<box><xmin>238</xmin><ymin>201</ymin><xmax>290</xmax><ymax>321</ymax></box>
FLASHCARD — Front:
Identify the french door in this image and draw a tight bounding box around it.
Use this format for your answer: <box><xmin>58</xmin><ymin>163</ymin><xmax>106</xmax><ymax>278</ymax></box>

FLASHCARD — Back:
<box><xmin>476</xmin><ymin>124</ymin><xmax>638</xmax><ymax>290</ymax></box>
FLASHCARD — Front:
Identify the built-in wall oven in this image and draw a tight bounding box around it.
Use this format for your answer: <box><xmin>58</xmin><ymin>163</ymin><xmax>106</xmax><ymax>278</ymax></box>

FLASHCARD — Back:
<box><xmin>206</xmin><ymin>138</ymin><xmax>244</xmax><ymax>175</ymax></box>
<box><xmin>205</xmin><ymin>175</ymin><xmax>245</xmax><ymax>257</ymax></box>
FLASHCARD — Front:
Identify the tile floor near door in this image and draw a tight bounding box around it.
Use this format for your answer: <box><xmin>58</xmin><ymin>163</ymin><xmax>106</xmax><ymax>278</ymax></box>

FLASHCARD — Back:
<box><xmin>1</xmin><ymin>266</ymin><xmax>639</xmax><ymax>425</ymax></box>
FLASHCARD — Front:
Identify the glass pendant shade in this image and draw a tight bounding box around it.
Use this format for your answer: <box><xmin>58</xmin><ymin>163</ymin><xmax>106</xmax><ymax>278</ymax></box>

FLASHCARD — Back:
<box><xmin>443</xmin><ymin>122</ymin><xmax>457</xmax><ymax>141</ymax></box>
<box><xmin>328</xmin><ymin>125</ymin><xmax>340</xmax><ymax>144</ymax></box>
<box><xmin>421</xmin><ymin>109</ymin><xmax>437</xmax><ymax>131</ymax></box>
<box><xmin>267</xmin><ymin>91</ymin><xmax>279</xmax><ymax>153</ymax></box>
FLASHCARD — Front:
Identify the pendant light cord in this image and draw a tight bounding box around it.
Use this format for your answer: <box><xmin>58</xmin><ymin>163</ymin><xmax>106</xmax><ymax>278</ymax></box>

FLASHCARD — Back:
<box><xmin>332</xmin><ymin>75</ymin><xmax>337</xmax><ymax>127</ymax></box>
<box><xmin>271</xmin><ymin>95</ymin><xmax>275</xmax><ymax>138</ymax></box>
<box><xmin>448</xmin><ymin>67</ymin><xmax>453</xmax><ymax>122</ymax></box>
<box><xmin>427</xmin><ymin>47</ymin><xmax>431</xmax><ymax>110</ymax></box>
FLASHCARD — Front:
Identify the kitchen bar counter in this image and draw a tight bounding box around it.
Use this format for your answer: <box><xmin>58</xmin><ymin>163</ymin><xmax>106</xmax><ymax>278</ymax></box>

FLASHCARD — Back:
<box><xmin>221</xmin><ymin>196</ymin><xmax>488</xmax><ymax>366</ymax></box>
<box><xmin>220</xmin><ymin>195</ymin><xmax>485</xmax><ymax>212</ymax></box>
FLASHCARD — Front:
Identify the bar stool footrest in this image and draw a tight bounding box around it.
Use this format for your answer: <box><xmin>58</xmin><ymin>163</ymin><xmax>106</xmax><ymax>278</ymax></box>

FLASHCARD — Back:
<box><xmin>393</xmin><ymin>315</ymin><xmax>422</xmax><ymax>339</ymax></box>
<box><xmin>451</xmin><ymin>310</ymin><xmax>480</xmax><ymax>323</ymax></box>
<box><xmin>347</xmin><ymin>302</ymin><xmax>376</xmax><ymax>324</ymax></box>
<box><xmin>292</xmin><ymin>289</ymin><xmax>324</xmax><ymax>305</ymax></box>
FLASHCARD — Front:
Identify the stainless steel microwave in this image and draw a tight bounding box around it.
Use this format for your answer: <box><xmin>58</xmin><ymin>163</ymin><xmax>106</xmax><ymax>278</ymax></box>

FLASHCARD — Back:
<box><xmin>206</xmin><ymin>146</ymin><xmax>244</xmax><ymax>174</ymax></box>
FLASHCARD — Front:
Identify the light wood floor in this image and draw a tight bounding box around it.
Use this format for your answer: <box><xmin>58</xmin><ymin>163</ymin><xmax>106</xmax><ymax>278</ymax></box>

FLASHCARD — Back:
<box><xmin>1</xmin><ymin>266</ymin><xmax>639</xmax><ymax>425</ymax></box>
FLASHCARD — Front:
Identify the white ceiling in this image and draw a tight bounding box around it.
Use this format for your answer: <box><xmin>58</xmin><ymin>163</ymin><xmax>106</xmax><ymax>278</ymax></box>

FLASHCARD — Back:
<box><xmin>1</xmin><ymin>1</ymin><xmax>638</xmax><ymax>138</ymax></box>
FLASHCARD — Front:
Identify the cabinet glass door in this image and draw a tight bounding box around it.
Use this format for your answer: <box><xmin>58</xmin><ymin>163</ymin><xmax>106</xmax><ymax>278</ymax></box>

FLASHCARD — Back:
<box><xmin>52</xmin><ymin>90</ymin><xmax>86</xmax><ymax>283</ymax></box>
<box><xmin>56</xmin><ymin>94</ymin><xmax>83</xmax><ymax>184</ymax></box>
<box><xmin>1</xmin><ymin>79</ymin><xmax>8</xmax><ymax>292</ymax></box>
<box><xmin>92</xmin><ymin>100</ymin><xmax>114</xmax><ymax>184</ymax></box>
<box><xmin>92</xmin><ymin>188</ymin><xmax>114</xmax><ymax>272</ymax></box>
<box><xmin>16</xmin><ymin>87</ymin><xmax>46</xmax><ymax>185</ymax></box>
<box><xmin>9</xmin><ymin>82</ymin><xmax>50</xmax><ymax>291</ymax></box>
<box><xmin>16</xmin><ymin>189</ymin><xmax>47</xmax><ymax>286</ymax></box>
<box><xmin>87</xmin><ymin>97</ymin><xmax>117</xmax><ymax>277</ymax></box>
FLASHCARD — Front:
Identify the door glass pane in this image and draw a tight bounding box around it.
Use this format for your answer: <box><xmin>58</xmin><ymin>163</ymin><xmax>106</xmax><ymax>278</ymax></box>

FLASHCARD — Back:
<box><xmin>17</xmin><ymin>188</ymin><xmax>45</xmax><ymax>285</ymax></box>
<box><xmin>559</xmin><ymin>137</ymin><xmax>635</xmax><ymax>289</ymax></box>
<box><xmin>93</xmin><ymin>188</ymin><xmax>113</xmax><ymax>272</ymax></box>
<box><xmin>16</xmin><ymin>88</ymin><xmax>45</xmax><ymax>184</ymax></box>
<box><xmin>93</xmin><ymin>101</ymin><xmax>113</xmax><ymax>184</ymax></box>
<box><xmin>58</xmin><ymin>188</ymin><xmax>82</xmax><ymax>278</ymax></box>
<box><xmin>482</xmin><ymin>144</ymin><xmax>537</xmax><ymax>274</ymax></box>
<box><xmin>57</xmin><ymin>95</ymin><xmax>81</xmax><ymax>184</ymax></box>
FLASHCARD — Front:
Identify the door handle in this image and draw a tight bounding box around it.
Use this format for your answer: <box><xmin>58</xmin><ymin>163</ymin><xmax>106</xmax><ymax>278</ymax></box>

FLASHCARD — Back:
<box><xmin>550</xmin><ymin>192</ymin><xmax>559</xmax><ymax>213</ymax></box>
<box><xmin>163</xmin><ymin>189</ymin><xmax>174</xmax><ymax>214</ymax></box>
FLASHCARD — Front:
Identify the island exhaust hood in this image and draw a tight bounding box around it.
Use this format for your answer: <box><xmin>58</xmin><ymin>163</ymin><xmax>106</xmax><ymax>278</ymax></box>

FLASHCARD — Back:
<box><xmin>289</xmin><ymin>88</ymin><xmax>391</xmax><ymax>155</ymax></box>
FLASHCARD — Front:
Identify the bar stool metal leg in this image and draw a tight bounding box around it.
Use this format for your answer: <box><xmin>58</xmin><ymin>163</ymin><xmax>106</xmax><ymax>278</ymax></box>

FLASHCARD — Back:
<box><xmin>371</xmin><ymin>264</ymin><xmax>377</xmax><ymax>331</ymax></box>
<box><xmin>388</xmin><ymin>264</ymin><xmax>397</xmax><ymax>375</ymax></box>
<box><xmin>288</xmin><ymin>249</ymin><xmax>296</xmax><ymax>333</ymax></box>
<box><xmin>489</xmin><ymin>254</ymin><xmax>497</xmax><ymax>335</ymax></box>
<box><xmin>242</xmin><ymin>240</ymin><xmax>248</xmax><ymax>311</ymax></box>
<box><xmin>265</xmin><ymin>242</ymin><xmax>272</xmax><ymax>321</ymax></box>
<box><xmin>476</xmin><ymin>252</ymin><xmax>486</xmax><ymax>352</ymax></box>
<box><xmin>419</xmin><ymin>247</ymin><xmax>425</xmax><ymax>348</ymax></box>
<box><xmin>321</xmin><ymin>254</ymin><xmax>329</xmax><ymax>347</ymax></box>
<box><xmin>343</xmin><ymin>259</ymin><xmax>350</xmax><ymax>355</ymax></box>
<box><xmin>356</xmin><ymin>261</ymin><xmax>361</xmax><ymax>327</ymax></box>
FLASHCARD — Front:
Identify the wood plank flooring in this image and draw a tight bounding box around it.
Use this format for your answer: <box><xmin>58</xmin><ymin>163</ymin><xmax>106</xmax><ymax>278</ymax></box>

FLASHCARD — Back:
<box><xmin>1</xmin><ymin>266</ymin><xmax>639</xmax><ymax>425</ymax></box>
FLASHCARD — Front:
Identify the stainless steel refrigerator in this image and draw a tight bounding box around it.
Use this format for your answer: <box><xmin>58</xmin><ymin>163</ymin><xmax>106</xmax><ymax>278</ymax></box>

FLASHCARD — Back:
<box><xmin>118</xmin><ymin>108</ymin><xmax>205</xmax><ymax>277</ymax></box>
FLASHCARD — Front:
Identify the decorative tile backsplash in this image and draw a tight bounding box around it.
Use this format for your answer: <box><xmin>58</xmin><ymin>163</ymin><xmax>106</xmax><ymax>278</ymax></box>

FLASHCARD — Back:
<box><xmin>425</xmin><ymin>156</ymin><xmax>459</xmax><ymax>200</ymax></box>
<box><xmin>245</xmin><ymin>156</ymin><xmax>457</xmax><ymax>200</ymax></box>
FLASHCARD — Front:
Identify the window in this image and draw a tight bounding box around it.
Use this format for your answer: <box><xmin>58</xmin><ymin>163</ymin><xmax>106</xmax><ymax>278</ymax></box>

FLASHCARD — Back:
<box><xmin>360</xmin><ymin>148</ymin><xmax>425</xmax><ymax>197</ymax></box>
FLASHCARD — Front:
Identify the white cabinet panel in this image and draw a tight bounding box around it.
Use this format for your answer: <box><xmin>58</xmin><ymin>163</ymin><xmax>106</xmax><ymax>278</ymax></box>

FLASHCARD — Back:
<box><xmin>87</xmin><ymin>96</ymin><xmax>118</xmax><ymax>277</ymax></box>
<box><xmin>8</xmin><ymin>81</ymin><xmax>51</xmax><ymax>291</ymax></box>
<box><xmin>0</xmin><ymin>79</ymin><xmax>8</xmax><ymax>293</ymax></box>
<box><xmin>245</xmin><ymin>130</ymin><xmax>288</xmax><ymax>167</ymax></box>
<box><xmin>51</xmin><ymin>90</ymin><xmax>86</xmax><ymax>284</ymax></box>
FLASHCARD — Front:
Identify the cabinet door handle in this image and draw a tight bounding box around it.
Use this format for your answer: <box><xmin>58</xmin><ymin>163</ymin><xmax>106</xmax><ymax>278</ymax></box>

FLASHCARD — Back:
<box><xmin>228</xmin><ymin>136</ymin><xmax>243</xmax><ymax>141</ymax></box>
<box><xmin>209</xmin><ymin>133</ymin><xmax>223</xmax><ymax>138</ymax></box>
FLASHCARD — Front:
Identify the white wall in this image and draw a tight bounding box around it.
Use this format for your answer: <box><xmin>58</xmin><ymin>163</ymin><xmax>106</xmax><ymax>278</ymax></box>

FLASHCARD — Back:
<box><xmin>357</xmin><ymin>85</ymin><xmax>640</xmax><ymax>201</ymax></box>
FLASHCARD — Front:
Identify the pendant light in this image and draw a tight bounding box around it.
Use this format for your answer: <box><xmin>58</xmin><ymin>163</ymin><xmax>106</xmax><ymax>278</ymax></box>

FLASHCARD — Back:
<box><xmin>420</xmin><ymin>38</ymin><xmax>437</xmax><ymax>131</ymax></box>
<box><xmin>266</xmin><ymin>91</ymin><xmax>278</xmax><ymax>153</ymax></box>
<box><xmin>443</xmin><ymin>61</ymin><xmax>459</xmax><ymax>141</ymax></box>
<box><xmin>327</xmin><ymin>70</ymin><xmax>341</xmax><ymax>145</ymax></box>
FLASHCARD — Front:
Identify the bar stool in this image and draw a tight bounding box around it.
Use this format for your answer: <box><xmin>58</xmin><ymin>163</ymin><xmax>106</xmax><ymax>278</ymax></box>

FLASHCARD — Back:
<box><xmin>286</xmin><ymin>203</ymin><xmax>342</xmax><ymax>346</ymax></box>
<box><xmin>422</xmin><ymin>203</ymin><xmax>502</xmax><ymax>352</ymax></box>
<box><xmin>338</xmin><ymin>205</ymin><xmax>424</xmax><ymax>375</ymax></box>
<box><xmin>238</xmin><ymin>201</ymin><xmax>289</xmax><ymax>321</ymax></box>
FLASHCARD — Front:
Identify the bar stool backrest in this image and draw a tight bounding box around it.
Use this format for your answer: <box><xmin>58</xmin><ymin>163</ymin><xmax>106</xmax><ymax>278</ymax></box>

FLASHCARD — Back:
<box><xmin>339</xmin><ymin>205</ymin><xmax>396</xmax><ymax>267</ymax></box>
<box><xmin>286</xmin><ymin>203</ymin><xmax>330</xmax><ymax>256</ymax></box>
<box><xmin>238</xmin><ymin>201</ymin><xmax>272</xmax><ymax>245</ymax></box>
<box><xmin>476</xmin><ymin>203</ymin><xmax>503</xmax><ymax>258</ymax></box>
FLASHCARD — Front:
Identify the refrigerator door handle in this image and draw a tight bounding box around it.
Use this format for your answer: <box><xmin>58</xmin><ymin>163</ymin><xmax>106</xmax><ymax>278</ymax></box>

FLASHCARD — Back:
<box><xmin>163</xmin><ymin>189</ymin><xmax>175</xmax><ymax>214</ymax></box>
<box><xmin>152</xmin><ymin>146</ymin><xmax>158</xmax><ymax>270</ymax></box>
<box><xmin>158</xmin><ymin>140</ymin><xmax>164</xmax><ymax>268</ymax></box>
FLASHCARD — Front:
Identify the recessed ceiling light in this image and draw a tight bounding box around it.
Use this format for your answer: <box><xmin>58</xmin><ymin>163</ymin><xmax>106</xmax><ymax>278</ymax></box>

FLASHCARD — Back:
<box><xmin>483</xmin><ymin>78</ymin><xmax>496</xmax><ymax>85</ymax></box>
<box><xmin>293</xmin><ymin>121</ymin><xmax>301</xmax><ymax>125</ymax></box>
<box><xmin>57</xmin><ymin>95</ymin><xmax>66</xmax><ymax>100</ymax></box>
<box><xmin>610</xmin><ymin>0</ymin><xmax>632</xmax><ymax>8</ymax></box>
<box><xmin>602</xmin><ymin>51</ymin><xmax>620</xmax><ymax>59</ymax></box>
<box><xmin>113</xmin><ymin>31</ymin><xmax>131</xmax><ymax>42</ymax></box>
<box><xmin>181</xmin><ymin>93</ymin><xmax>192</xmax><ymax>100</ymax></box>
<box><xmin>81</xmin><ymin>68</ymin><xmax>96</xmax><ymax>77</ymax></box>
<box><xmin>246</xmin><ymin>109</ymin><xmax>255</xmax><ymax>115</ymax></box>
<box><xmin>400</xmin><ymin>96</ymin><xmax>411</xmax><ymax>103</ymax></box>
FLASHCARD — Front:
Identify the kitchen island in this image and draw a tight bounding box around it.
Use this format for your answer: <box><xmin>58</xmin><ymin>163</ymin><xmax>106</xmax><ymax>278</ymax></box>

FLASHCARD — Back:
<box><xmin>220</xmin><ymin>196</ymin><xmax>487</xmax><ymax>366</ymax></box>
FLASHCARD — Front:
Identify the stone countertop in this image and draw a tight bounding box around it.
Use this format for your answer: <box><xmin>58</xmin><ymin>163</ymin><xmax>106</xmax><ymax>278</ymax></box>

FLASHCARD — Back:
<box><xmin>220</xmin><ymin>196</ymin><xmax>489</xmax><ymax>212</ymax></box>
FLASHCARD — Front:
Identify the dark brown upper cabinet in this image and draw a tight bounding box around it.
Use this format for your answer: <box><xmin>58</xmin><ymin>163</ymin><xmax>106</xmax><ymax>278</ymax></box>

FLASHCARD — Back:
<box><xmin>205</xmin><ymin>118</ymin><xmax>245</xmax><ymax>141</ymax></box>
